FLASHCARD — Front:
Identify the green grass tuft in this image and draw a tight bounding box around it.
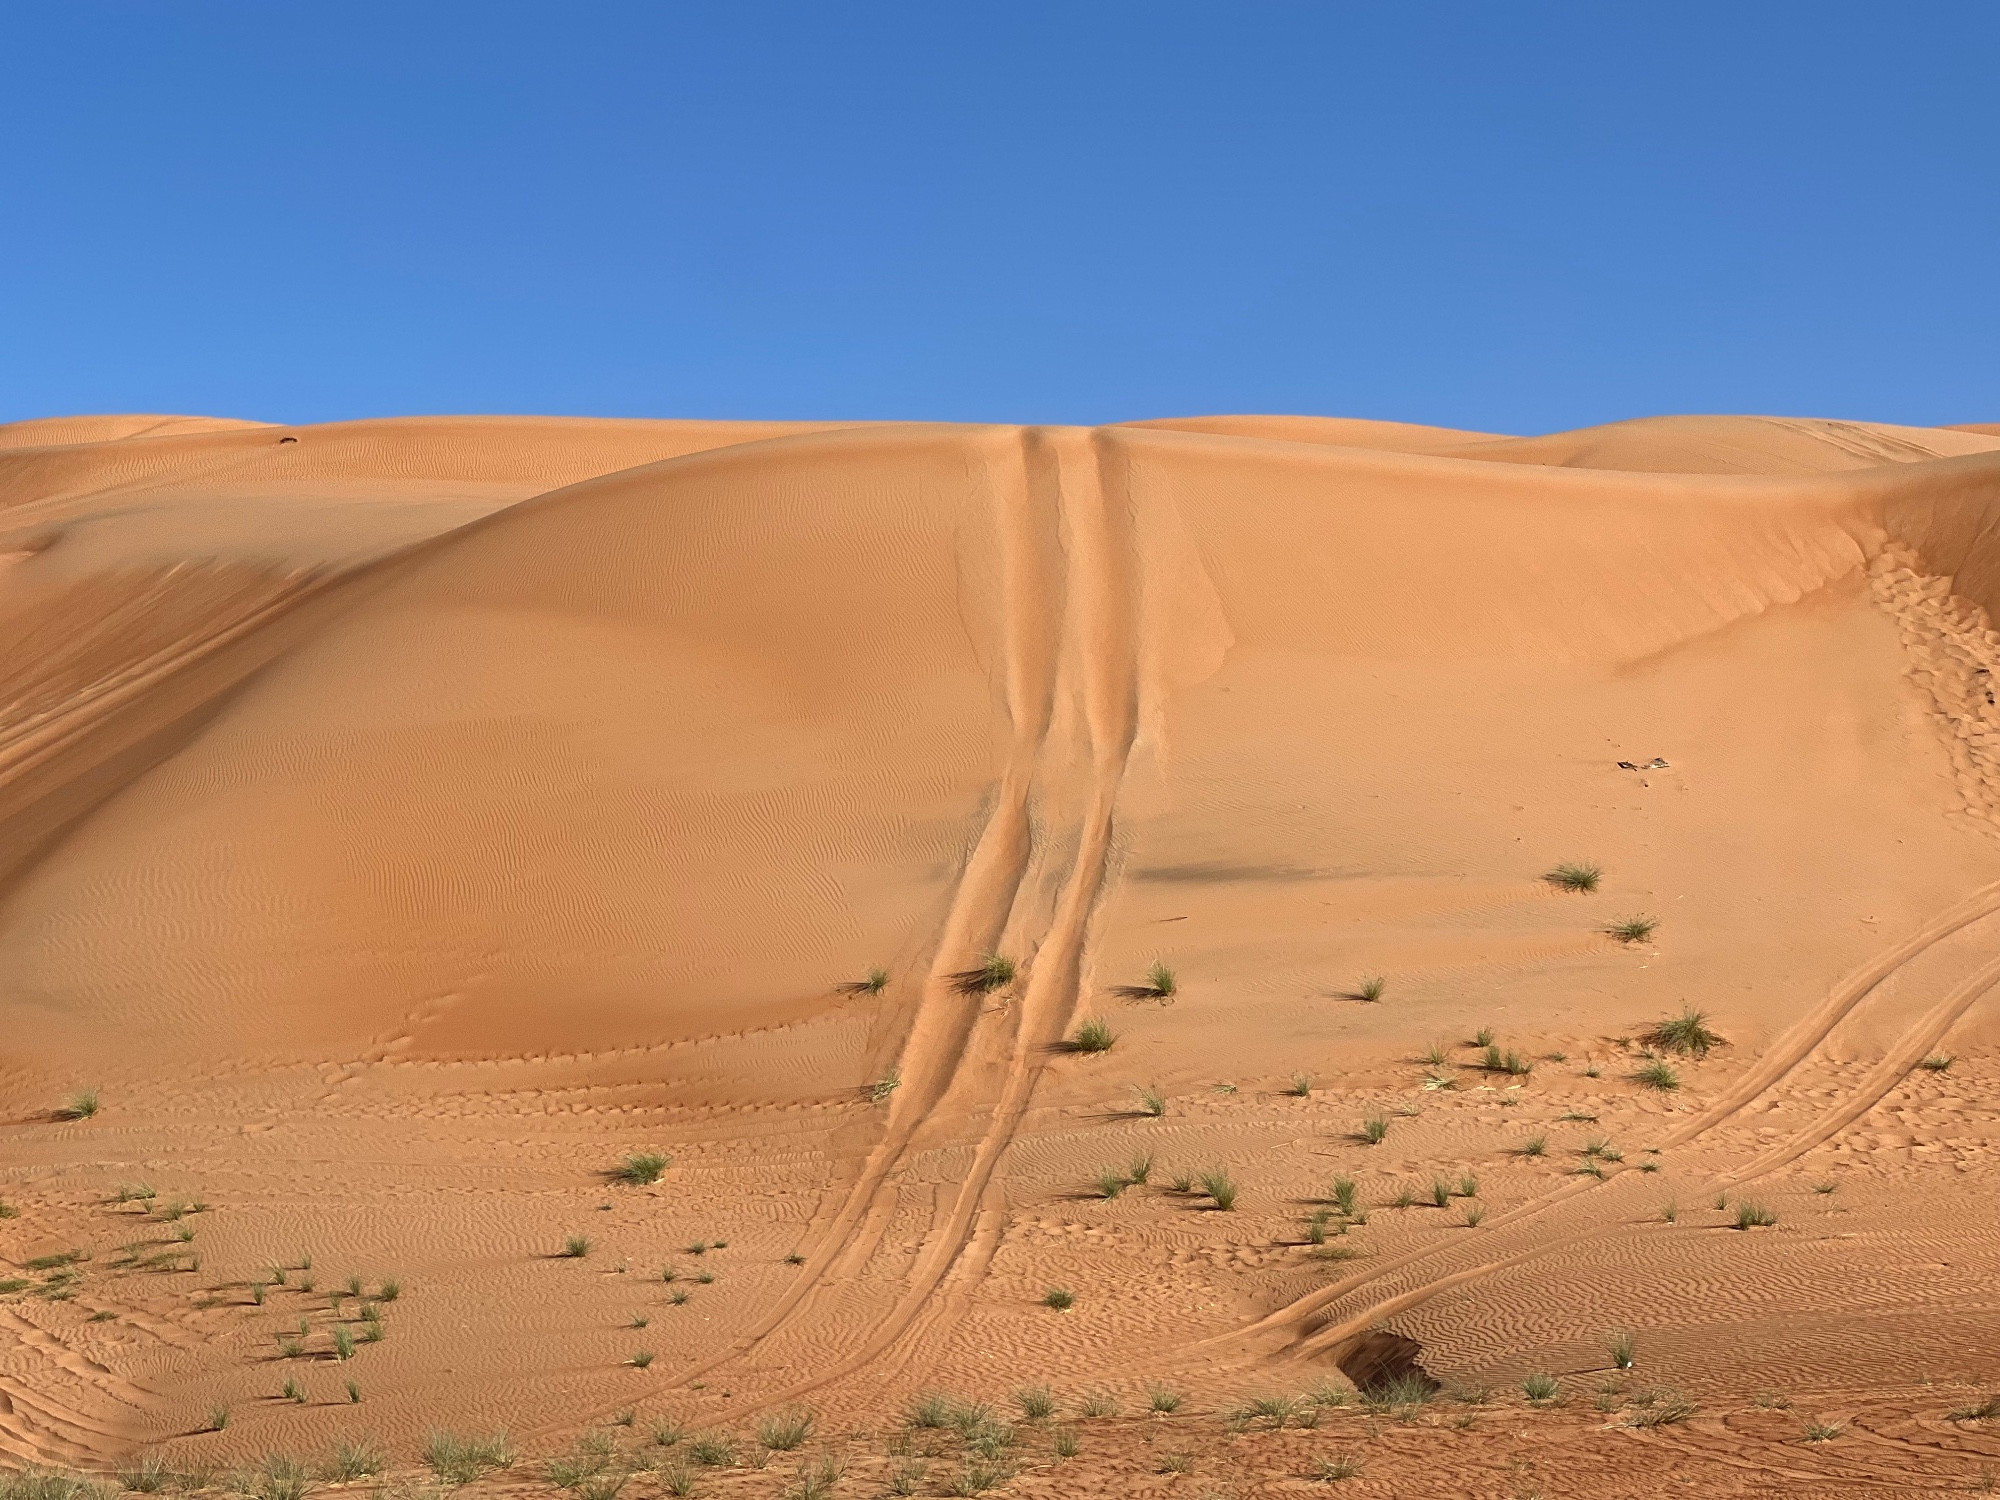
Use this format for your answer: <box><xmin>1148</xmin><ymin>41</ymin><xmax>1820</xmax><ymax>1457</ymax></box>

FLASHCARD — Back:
<box><xmin>1361</xmin><ymin>1116</ymin><xmax>1390</xmax><ymax>1145</ymax></box>
<box><xmin>1546</xmin><ymin>861</ymin><xmax>1601</xmax><ymax>892</ymax></box>
<box><xmin>1607</xmin><ymin>914</ymin><xmax>1658</xmax><ymax>944</ymax></box>
<box><xmin>1042</xmin><ymin>1287</ymin><xmax>1074</xmax><ymax>1311</ymax></box>
<box><xmin>1068</xmin><ymin>1018</ymin><xmax>1115</xmax><ymax>1053</ymax></box>
<box><xmin>561</xmin><ymin>1235</ymin><xmax>593</xmax><ymax>1258</ymax></box>
<box><xmin>614</xmin><ymin>1152</ymin><xmax>670</xmax><ymax>1185</ymax></box>
<box><xmin>1199</xmin><ymin>1168</ymin><xmax>1238</xmax><ymax>1211</ymax></box>
<box><xmin>56</xmin><ymin>1091</ymin><xmax>100</xmax><ymax>1121</ymax></box>
<box><xmin>1523</xmin><ymin>1373</ymin><xmax>1560</xmax><ymax>1403</ymax></box>
<box><xmin>755</xmin><ymin>1406</ymin><xmax>813</xmax><ymax>1450</ymax></box>
<box><xmin>1356</xmin><ymin>976</ymin><xmax>1386</xmax><ymax>1003</ymax></box>
<box><xmin>1645</xmin><ymin>1006</ymin><xmax>1723</xmax><ymax>1058</ymax></box>
<box><xmin>1735</xmin><ymin>1201</ymin><xmax>1777</xmax><ymax>1230</ymax></box>
<box><xmin>1634</xmin><ymin>1059</ymin><xmax>1681</xmax><ymax>1091</ymax></box>
<box><xmin>952</xmin><ymin>953</ymin><xmax>1017</xmax><ymax>995</ymax></box>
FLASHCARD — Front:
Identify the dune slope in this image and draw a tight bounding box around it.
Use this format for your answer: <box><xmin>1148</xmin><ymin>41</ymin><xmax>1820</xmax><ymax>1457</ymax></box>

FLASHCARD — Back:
<box><xmin>3</xmin><ymin>412</ymin><xmax>2000</xmax><ymax>1494</ymax></box>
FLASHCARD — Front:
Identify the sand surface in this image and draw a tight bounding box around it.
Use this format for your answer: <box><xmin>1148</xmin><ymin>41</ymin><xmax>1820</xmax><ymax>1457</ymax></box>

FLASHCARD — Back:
<box><xmin>6</xmin><ymin>410</ymin><xmax>2000</xmax><ymax>1495</ymax></box>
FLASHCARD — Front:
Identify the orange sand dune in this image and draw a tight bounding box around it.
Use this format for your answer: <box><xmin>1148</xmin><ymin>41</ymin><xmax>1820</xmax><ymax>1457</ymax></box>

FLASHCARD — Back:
<box><xmin>4</xmin><ymin>411</ymin><xmax>2000</xmax><ymax>1495</ymax></box>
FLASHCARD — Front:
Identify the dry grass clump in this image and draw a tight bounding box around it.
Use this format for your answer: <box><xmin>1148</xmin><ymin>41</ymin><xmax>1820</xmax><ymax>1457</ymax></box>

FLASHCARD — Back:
<box><xmin>952</xmin><ymin>953</ymin><xmax>1016</xmax><ymax>995</ymax></box>
<box><xmin>1360</xmin><ymin>1116</ymin><xmax>1390</xmax><ymax>1145</ymax></box>
<box><xmin>839</xmin><ymin>968</ymin><xmax>891</xmax><ymax>995</ymax></box>
<box><xmin>1067</xmin><ymin>1018</ymin><xmax>1116</xmax><ymax>1053</ymax></box>
<box><xmin>1919</xmin><ymin>1053</ymin><xmax>1955</xmax><ymax>1072</ymax></box>
<box><xmin>1355</xmin><ymin>976</ymin><xmax>1386</xmax><ymax>1003</ymax></box>
<box><xmin>1311</xmin><ymin>1452</ymin><xmax>1364</xmax><ymax>1480</ymax></box>
<box><xmin>1607</xmin><ymin>914</ymin><xmax>1659</xmax><ymax>944</ymax></box>
<box><xmin>1735</xmin><ymin>1201</ymin><xmax>1778</xmax><ymax>1229</ymax></box>
<box><xmin>1634</xmin><ymin>1059</ymin><xmax>1681</xmax><ymax>1091</ymax></box>
<box><xmin>1133</xmin><ymin>1083</ymin><xmax>1168</xmax><ymax>1117</ymax></box>
<box><xmin>424</xmin><ymin>1433</ymin><xmax>515</xmax><ymax>1486</ymax></box>
<box><xmin>1644</xmin><ymin>1005</ymin><xmax>1724</xmax><ymax>1058</ymax></box>
<box><xmin>1546</xmin><ymin>862</ymin><xmax>1601</xmax><ymax>892</ymax></box>
<box><xmin>755</xmin><ymin>1406</ymin><xmax>814</xmax><ymax>1451</ymax></box>
<box><xmin>613</xmin><ymin>1152</ymin><xmax>670</xmax><ymax>1185</ymax></box>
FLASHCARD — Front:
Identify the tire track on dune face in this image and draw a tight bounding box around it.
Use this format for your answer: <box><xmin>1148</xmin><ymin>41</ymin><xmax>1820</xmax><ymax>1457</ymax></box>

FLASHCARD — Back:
<box><xmin>764</xmin><ymin>429</ymin><xmax>1143</xmax><ymax>1402</ymax></box>
<box><xmin>1189</xmin><ymin>884</ymin><xmax>2000</xmax><ymax>1372</ymax></box>
<box><xmin>653</xmin><ymin>428</ymin><xmax>1144</xmax><ymax>1404</ymax></box>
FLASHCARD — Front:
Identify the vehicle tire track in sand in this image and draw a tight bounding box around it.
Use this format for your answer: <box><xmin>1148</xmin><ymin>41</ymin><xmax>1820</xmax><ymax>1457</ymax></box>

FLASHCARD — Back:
<box><xmin>647</xmin><ymin>427</ymin><xmax>1138</xmax><ymax>1403</ymax></box>
<box><xmin>757</xmin><ymin>429</ymin><xmax>1143</xmax><ymax>1403</ymax></box>
<box><xmin>1186</xmin><ymin>883</ymin><xmax>2000</xmax><ymax>1374</ymax></box>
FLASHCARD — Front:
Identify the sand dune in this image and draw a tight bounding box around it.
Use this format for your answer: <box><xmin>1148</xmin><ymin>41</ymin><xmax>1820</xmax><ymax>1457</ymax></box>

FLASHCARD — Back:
<box><xmin>4</xmin><ymin>411</ymin><xmax>2000</xmax><ymax>1494</ymax></box>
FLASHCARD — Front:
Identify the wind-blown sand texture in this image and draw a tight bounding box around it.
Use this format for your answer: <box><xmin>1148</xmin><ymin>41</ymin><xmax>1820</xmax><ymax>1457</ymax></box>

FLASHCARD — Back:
<box><xmin>5</xmin><ymin>410</ymin><xmax>2000</xmax><ymax>1496</ymax></box>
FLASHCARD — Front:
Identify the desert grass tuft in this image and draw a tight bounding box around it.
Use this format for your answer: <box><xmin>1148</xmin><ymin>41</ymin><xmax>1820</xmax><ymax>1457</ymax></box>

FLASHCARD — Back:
<box><xmin>1312</xmin><ymin>1453</ymin><xmax>1364</xmax><ymax>1481</ymax></box>
<box><xmin>1608</xmin><ymin>1329</ymin><xmax>1636</xmax><ymax>1369</ymax></box>
<box><xmin>755</xmin><ymin>1406</ymin><xmax>813</xmax><ymax>1451</ymax></box>
<box><xmin>1920</xmin><ymin>1053</ymin><xmax>1955</xmax><ymax>1072</ymax></box>
<box><xmin>1951</xmin><ymin>1394</ymin><xmax>2000</xmax><ymax>1423</ymax></box>
<box><xmin>1042</xmin><ymin>1287</ymin><xmax>1074</xmax><ymax>1311</ymax></box>
<box><xmin>1607</xmin><ymin>914</ymin><xmax>1659</xmax><ymax>944</ymax></box>
<box><xmin>1067</xmin><ymin>1018</ymin><xmax>1115</xmax><ymax>1053</ymax></box>
<box><xmin>1133</xmin><ymin>1083</ymin><xmax>1168</xmax><ymax>1117</ymax></box>
<box><xmin>1360</xmin><ymin>1115</ymin><xmax>1390</xmax><ymax>1145</ymax></box>
<box><xmin>1355</xmin><ymin>976</ymin><xmax>1386</xmax><ymax>1003</ymax></box>
<box><xmin>425</xmin><ymin>1432</ymin><xmax>515</xmax><ymax>1486</ymax></box>
<box><xmin>952</xmin><ymin>953</ymin><xmax>1016</xmax><ymax>996</ymax></box>
<box><xmin>1522</xmin><ymin>1373</ymin><xmax>1560</xmax><ymax>1403</ymax></box>
<box><xmin>1148</xmin><ymin>1384</ymin><xmax>1183</xmax><ymax>1414</ymax></box>
<box><xmin>840</xmin><ymin>967</ymin><xmax>890</xmax><ymax>995</ymax></box>
<box><xmin>321</xmin><ymin>1441</ymin><xmax>386</xmax><ymax>1482</ymax></box>
<box><xmin>55</xmin><ymin>1091</ymin><xmax>100</xmax><ymax>1121</ymax></box>
<box><xmin>1463</xmin><ymin>1203</ymin><xmax>1485</xmax><ymax>1227</ymax></box>
<box><xmin>561</xmin><ymin>1235</ymin><xmax>593</xmax><ymax>1258</ymax></box>
<box><xmin>1626</xmin><ymin>1391</ymin><xmax>1697</xmax><ymax>1428</ymax></box>
<box><xmin>1546</xmin><ymin>861</ymin><xmax>1601</xmax><ymax>893</ymax></box>
<box><xmin>1126</xmin><ymin>1152</ymin><xmax>1152</xmax><ymax>1185</ymax></box>
<box><xmin>1013</xmin><ymin>1385</ymin><xmax>1056</xmax><ymax>1420</ymax></box>
<box><xmin>1734</xmin><ymin>1201</ymin><xmax>1778</xmax><ymax>1229</ymax></box>
<box><xmin>1093</xmin><ymin>1167</ymin><xmax>1127</xmax><ymax>1200</ymax></box>
<box><xmin>1199</xmin><ymin>1168</ymin><xmax>1238</xmax><ymax>1211</ymax></box>
<box><xmin>1801</xmin><ymin>1418</ymin><xmax>1845</xmax><ymax>1442</ymax></box>
<box><xmin>1520</xmin><ymin>1134</ymin><xmax>1547</xmax><ymax>1158</ymax></box>
<box><xmin>614</xmin><ymin>1152</ymin><xmax>670</xmax><ymax>1185</ymax></box>
<box><xmin>1285</xmin><ymin>1072</ymin><xmax>1314</xmax><ymax>1097</ymax></box>
<box><xmin>1634</xmin><ymin>1059</ymin><xmax>1681</xmax><ymax>1091</ymax></box>
<box><xmin>869</xmin><ymin>1068</ymin><xmax>901</xmax><ymax>1104</ymax></box>
<box><xmin>1644</xmin><ymin>1005</ymin><xmax>1723</xmax><ymax>1058</ymax></box>
<box><xmin>1331</xmin><ymin>1176</ymin><xmax>1358</xmax><ymax>1216</ymax></box>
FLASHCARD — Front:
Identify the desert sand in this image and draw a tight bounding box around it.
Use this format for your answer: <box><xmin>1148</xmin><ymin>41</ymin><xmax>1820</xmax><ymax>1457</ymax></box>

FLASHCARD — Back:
<box><xmin>5</xmin><ymin>410</ymin><xmax>2000</xmax><ymax>1497</ymax></box>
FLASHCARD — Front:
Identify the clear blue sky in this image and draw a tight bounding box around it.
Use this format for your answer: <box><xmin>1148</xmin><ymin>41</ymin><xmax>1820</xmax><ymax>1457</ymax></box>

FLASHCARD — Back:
<box><xmin>4</xmin><ymin>3</ymin><xmax>1996</xmax><ymax>433</ymax></box>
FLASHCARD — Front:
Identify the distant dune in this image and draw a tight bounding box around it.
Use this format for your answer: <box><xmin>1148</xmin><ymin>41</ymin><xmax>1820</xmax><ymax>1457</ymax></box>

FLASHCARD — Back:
<box><xmin>4</xmin><ymin>411</ymin><xmax>2000</xmax><ymax>1494</ymax></box>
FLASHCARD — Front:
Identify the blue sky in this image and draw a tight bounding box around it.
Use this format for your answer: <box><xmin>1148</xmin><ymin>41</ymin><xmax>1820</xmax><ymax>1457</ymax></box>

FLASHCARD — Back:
<box><xmin>4</xmin><ymin>3</ymin><xmax>1996</xmax><ymax>433</ymax></box>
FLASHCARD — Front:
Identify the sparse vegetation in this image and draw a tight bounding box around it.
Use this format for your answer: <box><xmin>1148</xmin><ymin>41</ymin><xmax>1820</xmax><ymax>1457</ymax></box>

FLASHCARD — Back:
<box><xmin>1052</xmin><ymin>1426</ymin><xmax>1080</xmax><ymax>1459</ymax></box>
<box><xmin>1951</xmin><ymin>1393</ymin><xmax>2000</xmax><ymax>1423</ymax></box>
<box><xmin>1013</xmin><ymin>1385</ymin><xmax>1056</xmax><ymax>1420</ymax></box>
<box><xmin>425</xmin><ymin>1432</ymin><xmax>515</xmax><ymax>1486</ymax></box>
<box><xmin>870</xmin><ymin>1069</ymin><xmax>901</xmax><ymax>1104</ymax></box>
<box><xmin>1079</xmin><ymin>1391</ymin><xmax>1120</xmax><ymax>1418</ymax></box>
<box><xmin>1645</xmin><ymin>1006</ymin><xmax>1723</xmax><ymax>1058</ymax></box>
<box><xmin>1311</xmin><ymin>1453</ymin><xmax>1364</xmax><ymax>1481</ymax></box>
<box><xmin>1148</xmin><ymin>1384</ymin><xmax>1183</xmax><ymax>1414</ymax></box>
<box><xmin>1285</xmin><ymin>1072</ymin><xmax>1314</xmax><ymax>1097</ymax></box>
<box><xmin>1361</xmin><ymin>1116</ymin><xmax>1389</xmax><ymax>1145</ymax></box>
<box><xmin>1331</xmin><ymin>1176</ymin><xmax>1358</xmax><ymax>1216</ymax></box>
<box><xmin>1042</xmin><ymin>1287</ymin><xmax>1074</xmax><ymax>1311</ymax></box>
<box><xmin>561</xmin><ymin>1236</ymin><xmax>592</xmax><ymax>1258</ymax></box>
<box><xmin>1609</xmin><ymin>1329</ymin><xmax>1635</xmax><ymax>1369</ymax></box>
<box><xmin>629</xmin><ymin>1350</ymin><xmax>654</xmax><ymax>1368</ymax></box>
<box><xmin>322</xmin><ymin>1441</ymin><xmax>386</xmax><ymax>1482</ymax></box>
<box><xmin>841</xmin><ymin>967</ymin><xmax>891</xmax><ymax>995</ymax></box>
<box><xmin>56</xmin><ymin>1091</ymin><xmax>100</xmax><ymax>1121</ymax></box>
<box><xmin>908</xmin><ymin>1392</ymin><xmax>956</xmax><ymax>1429</ymax></box>
<box><xmin>1546</xmin><ymin>861</ymin><xmax>1601</xmax><ymax>893</ymax></box>
<box><xmin>1093</xmin><ymin>1166</ymin><xmax>1127</xmax><ymax>1200</ymax></box>
<box><xmin>1133</xmin><ymin>1083</ymin><xmax>1168</xmax><ymax>1117</ymax></box>
<box><xmin>1920</xmin><ymin>1054</ymin><xmax>1956</xmax><ymax>1072</ymax></box>
<box><xmin>1356</xmin><ymin>976</ymin><xmax>1386</xmax><ymax>1003</ymax></box>
<box><xmin>1127</xmin><ymin>1152</ymin><xmax>1152</xmax><ymax>1185</ymax></box>
<box><xmin>1520</xmin><ymin>1134</ymin><xmax>1547</xmax><ymax>1158</ymax></box>
<box><xmin>1523</xmin><ymin>1373</ymin><xmax>1560</xmax><ymax>1403</ymax></box>
<box><xmin>1068</xmin><ymin>1018</ymin><xmax>1115</xmax><ymax>1053</ymax></box>
<box><xmin>1735</xmin><ymin>1201</ymin><xmax>1778</xmax><ymax>1230</ymax></box>
<box><xmin>1198</xmin><ymin>1168</ymin><xmax>1238</xmax><ymax>1211</ymax></box>
<box><xmin>1607</xmin><ymin>915</ymin><xmax>1658</xmax><ymax>944</ymax></box>
<box><xmin>615</xmin><ymin>1152</ymin><xmax>670</xmax><ymax>1185</ymax></box>
<box><xmin>1463</xmin><ymin>1204</ymin><xmax>1485</xmax><ymax>1227</ymax></box>
<box><xmin>790</xmin><ymin>1455</ymin><xmax>843</xmax><ymax>1500</ymax></box>
<box><xmin>1802</xmin><ymin>1418</ymin><xmax>1845</xmax><ymax>1443</ymax></box>
<box><xmin>756</xmin><ymin>1406</ymin><xmax>814</xmax><ymax>1451</ymax></box>
<box><xmin>1472</xmin><ymin>1027</ymin><xmax>1495</xmax><ymax>1048</ymax></box>
<box><xmin>1626</xmin><ymin>1391</ymin><xmax>1698</xmax><ymax>1428</ymax></box>
<box><xmin>952</xmin><ymin>953</ymin><xmax>1016</xmax><ymax>995</ymax></box>
<box><xmin>1635</xmin><ymin>1059</ymin><xmax>1681</xmax><ymax>1091</ymax></box>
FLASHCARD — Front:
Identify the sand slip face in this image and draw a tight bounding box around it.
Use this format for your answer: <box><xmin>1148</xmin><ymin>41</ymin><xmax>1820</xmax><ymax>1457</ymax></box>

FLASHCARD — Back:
<box><xmin>3</xmin><ymin>413</ymin><xmax>2000</xmax><ymax>1493</ymax></box>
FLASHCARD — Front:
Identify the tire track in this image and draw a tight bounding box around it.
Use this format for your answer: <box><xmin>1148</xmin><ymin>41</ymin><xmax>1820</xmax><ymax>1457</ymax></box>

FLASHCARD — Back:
<box><xmin>1187</xmin><ymin>884</ymin><xmax>2000</xmax><ymax>1373</ymax></box>
<box><xmin>642</xmin><ymin>427</ymin><xmax>1144</xmax><ymax>1410</ymax></box>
